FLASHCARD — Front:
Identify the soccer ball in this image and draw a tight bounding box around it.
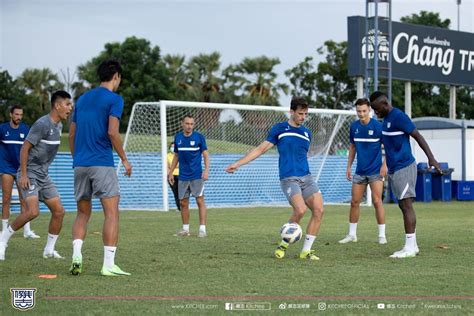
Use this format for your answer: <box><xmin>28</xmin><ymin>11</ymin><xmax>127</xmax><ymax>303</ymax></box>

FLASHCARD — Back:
<box><xmin>280</xmin><ymin>222</ymin><xmax>302</xmax><ymax>244</ymax></box>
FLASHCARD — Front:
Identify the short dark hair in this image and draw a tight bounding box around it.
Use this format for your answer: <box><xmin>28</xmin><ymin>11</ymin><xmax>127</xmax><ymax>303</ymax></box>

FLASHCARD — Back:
<box><xmin>97</xmin><ymin>59</ymin><xmax>122</xmax><ymax>82</ymax></box>
<box><xmin>369</xmin><ymin>91</ymin><xmax>387</xmax><ymax>103</ymax></box>
<box><xmin>10</xmin><ymin>104</ymin><xmax>23</xmax><ymax>114</ymax></box>
<box><xmin>355</xmin><ymin>98</ymin><xmax>370</xmax><ymax>107</ymax></box>
<box><xmin>290</xmin><ymin>96</ymin><xmax>309</xmax><ymax>111</ymax></box>
<box><xmin>51</xmin><ymin>90</ymin><xmax>72</xmax><ymax>107</ymax></box>
<box><xmin>182</xmin><ymin>114</ymin><xmax>194</xmax><ymax>121</ymax></box>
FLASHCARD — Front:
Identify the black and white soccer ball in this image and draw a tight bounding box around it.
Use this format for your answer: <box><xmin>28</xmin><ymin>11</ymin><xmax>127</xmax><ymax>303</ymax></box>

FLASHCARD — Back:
<box><xmin>280</xmin><ymin>222</ymin><xmax>302</xmax><ymax>244</ymax></box>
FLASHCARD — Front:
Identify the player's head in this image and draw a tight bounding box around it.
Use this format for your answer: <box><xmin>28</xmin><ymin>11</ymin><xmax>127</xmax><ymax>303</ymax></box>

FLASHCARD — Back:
<box><xmin>182</xmin><ymin>114</ymin><xmax>195</xmax><ymax>135</ymax></box>
<box><xmin>97</xmin><ymin>59</ymin><xmax>122</xmax><ymax>91</ymax></box>
<box><xmin>354</xmin><ymin>98</ymin><xmax>371</xmax><ymax>121</ymax></box>
<box><xmin>290</xmin><ymin>96</ymin><xmax>309</xmax><ymax>126</ymax></box>
<box><xmin>9</xmin><ymin>105</ymin><xmax>23</xmax><ymax>126</ymax></box>
<box><xmin>169</xmin><ymin>142</ymin><xmax>175</xmax><ymax>152</ymax></box>
<box><xmin>51</xmin><ymin>90</ymin><xmax>73</xmax><ymax>121</ymax></box>
<box><xmin>369</xmin><ymin>91</ymin><xmax>390</xmax><ymax>118</ymax></box>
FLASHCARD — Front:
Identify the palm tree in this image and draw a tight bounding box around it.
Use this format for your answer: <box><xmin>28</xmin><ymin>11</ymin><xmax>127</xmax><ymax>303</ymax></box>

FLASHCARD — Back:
<box><xmin>17</xmin><ymin>68</ymin><xmax>63</xmax><ymax>112</ymax></box>
<box><xmin>223</xmin><ymin>56</ymin><xmax>288</xmax><ymax>106</ymax></box>
<box><xmin>186</xmin><ymin>52</ymin><xmax>222</xmax><ymax>103</ymax></box>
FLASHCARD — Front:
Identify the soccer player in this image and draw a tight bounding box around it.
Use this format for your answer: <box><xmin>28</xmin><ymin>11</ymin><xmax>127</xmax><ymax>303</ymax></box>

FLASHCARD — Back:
<box><xmin>69</xmin><ymin>59</ymin><xmax>132</xmax><ymax>276</ymax></box>
<box><xmin>339</xmin><ymin>98</ymin><xmax>387</xmax><ymax>245</ymax></box>
<box><xmin>0</xmin><ymin>105</ymin><xmax>40</xmax><ymax>238</ymax></box>
<box><xmin>226</xmin><ymin>97</ymin><xmax>324</xmax><ymax>260</ymax></box>
<box><xmin>0</xmin><ymin>91</ymin><xmax>73</xmax><ymax>261</ymax></box>
<box><xmin>167</xmin><ymin>142</ymin><xmax>181</xmax><ymax>211</ymax></box>
<box><xmin>369</xmin><ymin>91</ymin><xmax>442</xmax><ymax>258</ymax></box>
<box><xmin>168</xmin><ymin>115</ymin><xmax>209</xmax><ymax>237</ymax></box>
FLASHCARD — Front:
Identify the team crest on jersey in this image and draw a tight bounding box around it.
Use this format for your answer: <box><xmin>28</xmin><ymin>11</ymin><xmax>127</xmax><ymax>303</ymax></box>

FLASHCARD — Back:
<box><xmin>387</xmin><ymin>122</ymin><xmax>391</xmax><ymax>128</ymax></box>
<box><xmin>49</xmin><ymin>129</ymin><xmax>54</xmax><ymax>135</ymax></box>
<box><xmin>5</xmin><ymin>131</ymin><xmax>9</xmax><ymax>137</ymax></box>
<box><xmin>355</xmin><ymin>129</ymin><xmax>359</xmax><ymax>134</ymax></box>
<box><xmin>368</xmin><ymin>130</ymin><xmax>374</xmax><ymax>135</ymax></box>
<box><xmin>304</xmin><ymin>132</ymin><xmax>309</xmax><ymax>138</ymax></box>
<box><xmin>10</xmin><ymin>288</ymin><xmax>37</xmax><ymax>311</ymax></box>
<box><xmin>190</xmin><ymin>141</ymin><xmax>195</xmax><ymax>146</ymax></box>
<box><xmin>20</xmin><ymin>133</ymin><xmax>25</xmax><ymax>138</ymax></box>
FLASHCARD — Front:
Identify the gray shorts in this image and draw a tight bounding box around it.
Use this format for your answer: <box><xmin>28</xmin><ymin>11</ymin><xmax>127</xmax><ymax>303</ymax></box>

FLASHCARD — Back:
<box><xmin>74</xmin><ymin>167</ymin><xmax>120</xmax><ymax>201</ymax></box>
<box><xmin>19</xmin><ymin>176</ymin><xmax>59</xmax><ymax>202</ymax></box>
<box><xmin>280</xmin><ymin>175</ymin><xmax>320</xmax><ymax>202</ymax></box>
<box><xmin>178</xmin><ymin>179</ymin><xmax>204</xmax><ymax>200</ymax></box>
<box><xmin>353</xmin><ymin>173</ymin><xmax>383</xmax><ymax>185</ymax></box>
<box><xmin>388</xmin><ymin>162</ymin><xmax>416</xmax><ymax>200</ymax></box>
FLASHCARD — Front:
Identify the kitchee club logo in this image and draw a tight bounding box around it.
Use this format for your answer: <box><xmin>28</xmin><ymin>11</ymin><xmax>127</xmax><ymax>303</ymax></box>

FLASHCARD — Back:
<box><xmin>10</xmin><ymin>288</ymin><xmax>37</xmax><ymax>311</ymax></box>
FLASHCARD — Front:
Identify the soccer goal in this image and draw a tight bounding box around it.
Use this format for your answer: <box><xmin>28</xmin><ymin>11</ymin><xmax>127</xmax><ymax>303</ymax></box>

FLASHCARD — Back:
<box><xmin>118</xmin><ymin>101</ymin><xmax>359</xmax><ymax>211</ymax></box>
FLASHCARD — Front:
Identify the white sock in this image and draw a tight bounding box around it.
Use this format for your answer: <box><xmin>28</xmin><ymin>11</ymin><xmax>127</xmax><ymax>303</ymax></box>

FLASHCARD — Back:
<box><xmin>104</xmin><ymin>246</ymin><xmax>116</xmax><ymax>269</ymax></box>
<box><xmin>1</xmin><ymin>225</ymin><xmax>15</xmax><ymax>243</ymax></box>
<box><xmin>44</xmin><ymin>233</ymin><xmax>58</xmax><ymax>254</ymax></box>
<box><xmin>183</xmin><ymin>224</ymin><xmax>190</xmax><ymax>232</ymax></box>
<box><xmin>349</xmin><ymin>223</ymin><xmax>357</xmax><ymax>236</ymax></box>
<box><xmin>72</xmin><ymin>239</ymin><xmax>83</xmax><ymax>259</ymax></box>
<box><xmin>405</xmin><ymin>233</ymin><xmax>416</xmax><ymax>251</ymax></box>
<box><xmin>199</xmin><ymin>225</ymin><xmax>206</xmax><ymax>233</ymax></box>
<box><xmin>24</xmin><ymin>222</ymin><xmax>32</xmax><ymax>234</ymax></box>
<box><xmin>302</xmin><ymin>234</ymin><xmax>316</xmax><ymax>252</ymax></box>
<box><xmin>2</xmin><ymin>219</ymin><xmax>8</xmax><ymax>231</ymax></box>
<box><xmin>378</xmin><ymin>224</ymin><xmax>386</xmax><ymax>238</ymax></box>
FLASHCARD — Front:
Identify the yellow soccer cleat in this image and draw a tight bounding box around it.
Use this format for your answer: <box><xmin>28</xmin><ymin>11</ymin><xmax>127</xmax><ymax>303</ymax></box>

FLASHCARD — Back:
<box><xmin>274</xmin><ymin>241</ymin><xmax>289</xmax><ymax>259</ymax></box>
<box><xmin>299</xmin><ymin>249</ymin><xmax>320</xmax><ymax>261</ymax></box>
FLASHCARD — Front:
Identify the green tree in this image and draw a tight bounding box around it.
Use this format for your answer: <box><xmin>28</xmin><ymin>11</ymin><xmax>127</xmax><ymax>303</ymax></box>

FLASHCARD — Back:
<box><xmin>186</xmin><ymin>52</ymin><xmax>223</xmax><ymax>103</ymax></box>
<box><xmin>400</xmin><ymin>11</ymin><xmax>450</xmax><ymax>28</ymax></box>
<box><xmin>223</xmin><ymin>56</ymin><xmax>288</xmax><ymax>106</ymax></box>
<box><xmin>16</xmin><ymin>68</ymin><xmax>63</xmax><ymax>113</ymax></box>
<box><xmin>76</xmin><ymin>36</ymin><xmax>173</xmax><ymax>130</ymax></box>
<box><xmin>286</xmin><ymin>41</ymin><xmax>355</xmax><ymax>109</ymax></box>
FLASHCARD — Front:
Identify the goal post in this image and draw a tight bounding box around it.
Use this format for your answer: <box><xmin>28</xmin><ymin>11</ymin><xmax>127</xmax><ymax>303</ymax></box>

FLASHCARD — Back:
<box><xmin>118</xmin><ymin>100</ymin><xmax>361</xmax><ymax>211</ymax></box>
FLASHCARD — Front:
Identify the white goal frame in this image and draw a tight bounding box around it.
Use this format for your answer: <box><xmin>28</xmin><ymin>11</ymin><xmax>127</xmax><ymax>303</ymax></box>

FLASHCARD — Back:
<box><xmin>120</xmin><ymin>100</ymin><xmax>369</xmax><ymax>212</ymax></box>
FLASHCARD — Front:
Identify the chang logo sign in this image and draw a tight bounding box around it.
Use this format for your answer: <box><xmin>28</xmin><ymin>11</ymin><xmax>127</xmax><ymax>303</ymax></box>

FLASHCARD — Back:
<box><xmin>393</xmin><ymin>32</ymin><xmax>455</xmax><ymax>75</ymax></box>
<box><xmin>361</xmin><ymin>29</ymin><xmax>390</xmax><ymax>62</ymax></box>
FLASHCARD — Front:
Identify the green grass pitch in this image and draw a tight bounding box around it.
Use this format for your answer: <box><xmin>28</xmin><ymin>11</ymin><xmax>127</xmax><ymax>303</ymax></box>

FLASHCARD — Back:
<box><xmin>1</xmin><ymin>201</ymin><xmax>473</xmax><ymax>314</ymax></box>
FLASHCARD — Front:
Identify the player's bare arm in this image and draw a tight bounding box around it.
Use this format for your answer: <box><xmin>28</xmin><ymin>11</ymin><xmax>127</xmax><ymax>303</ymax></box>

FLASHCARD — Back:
<box><xmin>346</xmin><ymin>143</ymin><xmax>356</xmax><ymax>181</ymax></box>
<box><xmin>108</xmin><ymin>116</ymin><xmax>132</xmax><ymax>177</ymax></box>
<box><xmin>225</xmin><ymin>141</ymin><xmax>274</xmax><ymax>173</ymax></box>
<box><xmin>168</xmin><ymin>153</ymin><xmax>178</xmax><ymax>184</ymax></box>
<box><xmin>69</xmin><ymin>122</ymin><xmax>76</xmax><ymax>155</ymax></box>
<box><xmin>18</xmin><ymin>140</ymin><xmax>33</xmax><ymax>190</ymax></box>
<box><xmin>410</xmin><ymin>129</ymin><xmax>442</xmax><ymax>173</ymax></box>
<box><xmin>202</xmin><ymin>150</ymin><xmax>209</xmax><ymax>181</ymax></box>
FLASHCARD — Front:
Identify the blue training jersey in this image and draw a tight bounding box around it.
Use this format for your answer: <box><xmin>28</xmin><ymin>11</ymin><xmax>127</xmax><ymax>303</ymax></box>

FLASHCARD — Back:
<box><xmin>350</xmin><ymin>118</ymin><xmax>382</xmax><ymax>176</ymax></box>
<box><xmin>0</xmin><ymin>122</ymin><xmax>29</xmax><ymax>174</ymax></box>
<box><xmin>72</xmin><ymin>87</ymin><xmax>124</xmax><ymax>167</ymax></box>
<box><xmin>381</xmin><ymin>107</ymin><xmax>416</xmax><ymax>174</ymax></box>
<box><xmin>174</xmin><ymin>131</ymin><xmax>208</xmax><ymax>181</ymax></box>
<box><xmin>266</xmin><ymin>121</ymin><xmax>311</xmax><ymax>180</ymax></box>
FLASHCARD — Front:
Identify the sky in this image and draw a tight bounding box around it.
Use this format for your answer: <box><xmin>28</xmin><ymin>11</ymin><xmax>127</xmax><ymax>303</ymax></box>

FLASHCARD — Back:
<box><xmin>1</xmin><ymin>0</ymin><xmax>473</xmax><ymax>105</ymax></box>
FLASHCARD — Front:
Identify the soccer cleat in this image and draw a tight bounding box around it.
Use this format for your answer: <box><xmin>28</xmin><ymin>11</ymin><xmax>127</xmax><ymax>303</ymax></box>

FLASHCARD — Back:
<box><xmin>24</xmin><ymin>231</ymin><xmax>41</xmax><ymax>239</ymax></box>
<box><xmin>274</xmin><ymin>241</ymin><xmax>289</xmax><ymax>259</ymax></box>
<box><xmin>197</xmin><ymin>231</ymin><xmax>207</xmax><ymax>238</ymax></box>
<box><xmin>70</xmin><ymin>257</ymin><xmax>83</xmax><ymax>275</ymax></box>
<box><xmin>299</xmin><ymin>249</ymin><xmax>320</xmax><ymax>260</ymax></box>
<box><xmin>43</xmin><ymin>250</ymin><xmax>64</xmax><ymax>259</ymax></box>
<box><xmin>0</xmin><ymin>241</ymin><xmax>6</xmax><ymax>261</ymax></box>
<box><xmin>415</xmin><ymin>245</ymin><xmax>420</xmax><ymax>255</ymax></box>
<box><xmin>338</xmin><ymin>235</ymin><xmax>357</xmax><ymax>244</ymax></box>
<box><xmin>101</xmin><ymin>265</ymin><xmax>131</xmax><ymax>276</ymax></box>
<box><xmin>378</xmin><ymin>236</ymin><xmax>387</xmax><ymax>244</ymax></box>
<box><xmin>174</xmin><ymin>230</ymin><xmax>190</xmax><ymax>237</ymax></box>
<box><xmin>389</xmin><ymin>248</ymin><xmax>416</xmax><ymax>258</ymax></box>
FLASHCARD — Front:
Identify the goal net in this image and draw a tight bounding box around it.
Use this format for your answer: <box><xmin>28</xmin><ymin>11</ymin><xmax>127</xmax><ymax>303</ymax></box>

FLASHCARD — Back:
<box><xmin>118</xmin><ymin>101</ymin><xmax>358</xmax><ymax>211</ymax></box>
